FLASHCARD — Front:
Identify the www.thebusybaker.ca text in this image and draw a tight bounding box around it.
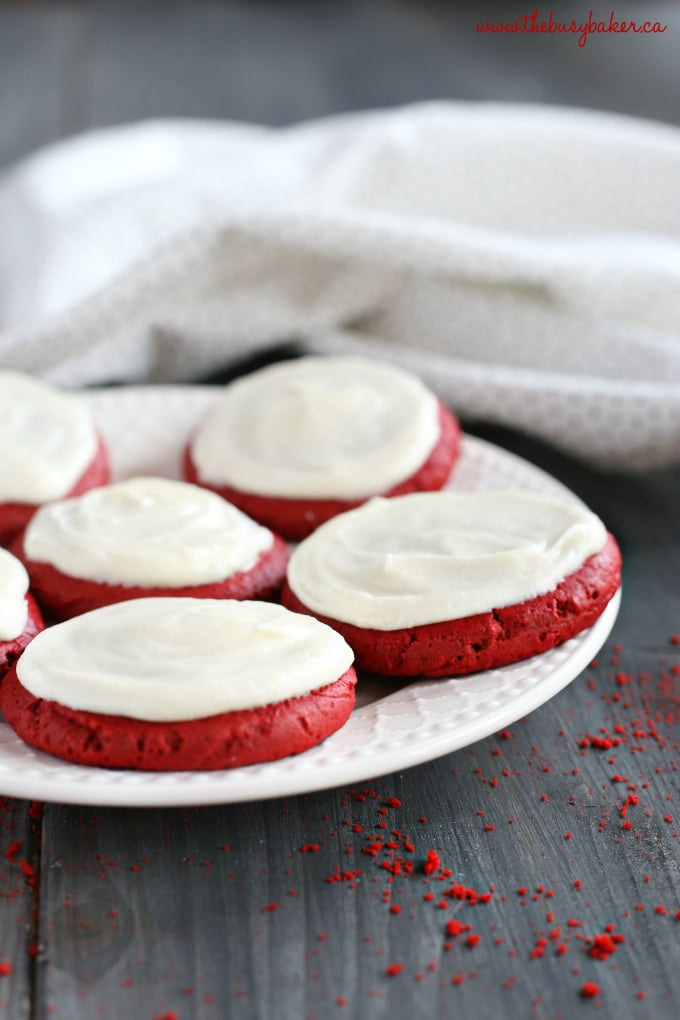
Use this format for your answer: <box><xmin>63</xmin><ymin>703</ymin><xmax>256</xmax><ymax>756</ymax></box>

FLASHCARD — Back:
<box><xmin>476</xmin><ymin>9</ymin><xmax>668</xmax><ymax>47</ymax></box>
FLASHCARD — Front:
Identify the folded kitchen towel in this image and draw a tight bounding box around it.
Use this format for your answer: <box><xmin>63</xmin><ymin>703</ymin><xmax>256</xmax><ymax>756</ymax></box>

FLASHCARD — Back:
<box><xmin>0</xmin><ymin>101</ymin><xmax>679</xmax><ymax>469</ymax></box>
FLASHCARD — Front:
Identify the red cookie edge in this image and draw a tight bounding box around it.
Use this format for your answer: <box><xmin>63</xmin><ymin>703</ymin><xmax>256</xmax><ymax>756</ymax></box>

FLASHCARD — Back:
<box><xmin>281</xmin><ymin>533</ymin><xmax>622</xmax><ymax>677</ymax></box>
<box><xmin>15</xmin><ymin>534</ymin><xmax>290</xmax><ymax>621</ymax></box>
<box><xmin>0</xmin><ymin>593</ymin><xmax>44</xmax><ymax>682</ymax></box>
<box><xmin>0</xmin><ymin>665</ymin><xmax>358</xmax><ymax>771</ymax></box>
<box><xmin>184</xmin><ymin>402</ymin><xmax>461</xmax><ymax>541</ymax></box>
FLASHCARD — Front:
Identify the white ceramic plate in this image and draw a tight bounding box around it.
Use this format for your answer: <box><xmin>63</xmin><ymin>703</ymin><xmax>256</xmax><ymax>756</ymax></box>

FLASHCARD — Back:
<box><xmin>0</xmin><ymin>386</ymin><xmax>620</xmax><ymax>807</ymax></box>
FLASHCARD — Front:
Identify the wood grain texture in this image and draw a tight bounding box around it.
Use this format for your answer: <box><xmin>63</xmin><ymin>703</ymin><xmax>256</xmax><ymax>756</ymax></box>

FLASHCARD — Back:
<box><xmin>0</xmin><ymin>797</ymin><xmax>41</xmax><ymax>1020</ymax></box>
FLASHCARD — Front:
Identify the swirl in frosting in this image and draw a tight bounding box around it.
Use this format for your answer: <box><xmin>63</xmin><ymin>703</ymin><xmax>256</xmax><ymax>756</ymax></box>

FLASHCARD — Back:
<box><xmin>190</xmin><ymin>356</ymin><xmax>441</xmax><ymax>499</ymax></box>
<box><xmin>287</xmin><ymin>491</ymin><xmax>608</xmax><ymax>630</ymax></box>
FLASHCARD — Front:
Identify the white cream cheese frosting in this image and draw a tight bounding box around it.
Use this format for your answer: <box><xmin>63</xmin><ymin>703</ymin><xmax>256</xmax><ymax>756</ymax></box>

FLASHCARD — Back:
<box><xmin>16</xmin><ymin>598</ymin><xmax>355</xmax><ymax>721</ymax></box>
<box><xmin>0</xmin><ymin>371</ymin><xmax>98</xmax><ymax>504</ymax></box>
<box><xmin>190</xmin><ymin>356</ymin><xmax>441</xmax><ymax>499</ymax></box>
<box><xmin>23</xmin><ymin>477</ymin><xmax>274</xmax><ymax>587</ymax></box>
<box><xmin>287</xmin><ymin>491</ymin><xmax>609</xmax><ymax>630</ymax></box>
<box><xmin>0</xmin><ymin>547</ymin><xmax>29</xmax><ymax>642</ymax></box>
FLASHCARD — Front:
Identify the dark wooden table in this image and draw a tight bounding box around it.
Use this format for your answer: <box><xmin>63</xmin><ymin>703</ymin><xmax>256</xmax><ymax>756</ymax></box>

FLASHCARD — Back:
<box><xmin>1</xmin><ymin>3</ymin><xmax>679</xmax><ymax>1018</ymax></box>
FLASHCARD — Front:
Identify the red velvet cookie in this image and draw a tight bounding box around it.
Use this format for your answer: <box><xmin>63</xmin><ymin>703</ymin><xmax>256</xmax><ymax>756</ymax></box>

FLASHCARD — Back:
<box><xmin>185</xmin><ymin>402</ymin><xmax>461</xmax><ymax>541</ymax></box>
<box><xmin>0</xmin><ymin>435</ymin><xmax>109</xmax><ymax>547</ymax></box>
<box><xmin>282</xmin><ymin>533</ymin><xmax>621</xmax><ymax>678</ymax></box>
<box><xmin>0</xmin><ymin>664</ymin><xmax>357</xmax><ymax>771</ymax></box>
<box><xmin>0</xmin><ymin>598</ymin><xmax>357</xmax><ymax>771</ymax></box>
<box><xmin>0</xmin><ymin>593</ymin><xmax>44</xmax><ymax>683</ymax></box>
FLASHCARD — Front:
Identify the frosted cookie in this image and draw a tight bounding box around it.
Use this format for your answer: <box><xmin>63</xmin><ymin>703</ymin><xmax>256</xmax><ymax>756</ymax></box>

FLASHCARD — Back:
<box><xmin>282</xmin><ymin>491</ymin><xmax>622</xmax><ymax>677</ymax></box>
<box><xmin>0</xmin><ymin>371</ymin><xmax>109</xmax><ymax>545</ymax></box>
<box><xmin>0</xmin><ymin>598</ymin><xmax>357</xmax><ymax>770</ymax></box>
<box><xmin>0</xmin><ymin>547</ymin><xmax>43</xmax><ymax>681</ymax></box>
<box><xmin>16</xmin><ymin>477</ymin><xmax>289</xmax><ymax>620</ymax></box>
<box><xmin>183</xmin><ymin>356</ymin><xmax>461</xmax><ymax>540</ymax></box>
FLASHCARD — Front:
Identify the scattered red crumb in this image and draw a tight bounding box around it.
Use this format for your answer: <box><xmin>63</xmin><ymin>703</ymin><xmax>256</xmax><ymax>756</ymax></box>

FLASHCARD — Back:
<box><xmin>336</xmin><ymin>997</ymin><xmax>348</xmax><ymax>1007</ymax></box>
<box><xmin>275</xmin><ymin>637</ymin><xmax>680</xmax><ymax>1006</ymax></box>
<box><xmin>299</xmin><ymin>844</ymin><xmax>320</xmax><ymax>853</ymax></box>
<box><xmin>18</xmin><ymin>860</ymin><xmax>38</xmax><ymax>888</ymax></box>
<box><xmin>423</xmin><ymin>849</ymin><xmax>440</xmax><ymax>875</ymax></box>
<box><xmin>529</xmin><ymin>938</ymin><xmax>548</xmax><ymax>960</ymax></box>
<box><xmin>0</xmin><ymin>962</ymin><xmax>12</xmax><ymax>977</ymax></box>
<box><xmin>325</xmin><ymin>868</ymin><xmax>362</xmax><ymax>884</ymax></box>
<box><xmin>261</xmin><ymin>903</ymin><xmax>279</xmax><ymax>913</ymax></box>
<box><xmin>581</xmin><ymin>980</ymin><xmax>600</xmax><ymax>999</ymax></box>
<box><xmin>588</xmin><ymin>932</ymin><xmax>624</xmax><ymax>961</ymax></box>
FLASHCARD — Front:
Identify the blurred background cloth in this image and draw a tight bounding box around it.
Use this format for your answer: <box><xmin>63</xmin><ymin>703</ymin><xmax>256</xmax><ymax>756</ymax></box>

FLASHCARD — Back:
<box><xmin>0</xmin><ymin>2</ymin><xmax>679</xmax><ymax>470</ymax></box>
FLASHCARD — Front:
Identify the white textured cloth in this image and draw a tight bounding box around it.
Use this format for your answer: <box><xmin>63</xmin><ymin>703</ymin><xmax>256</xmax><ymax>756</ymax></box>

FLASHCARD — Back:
<box><xmin>1</xmin><ymin>101</ymin><xmax>679</xmax><ymax>469</ymax></box>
